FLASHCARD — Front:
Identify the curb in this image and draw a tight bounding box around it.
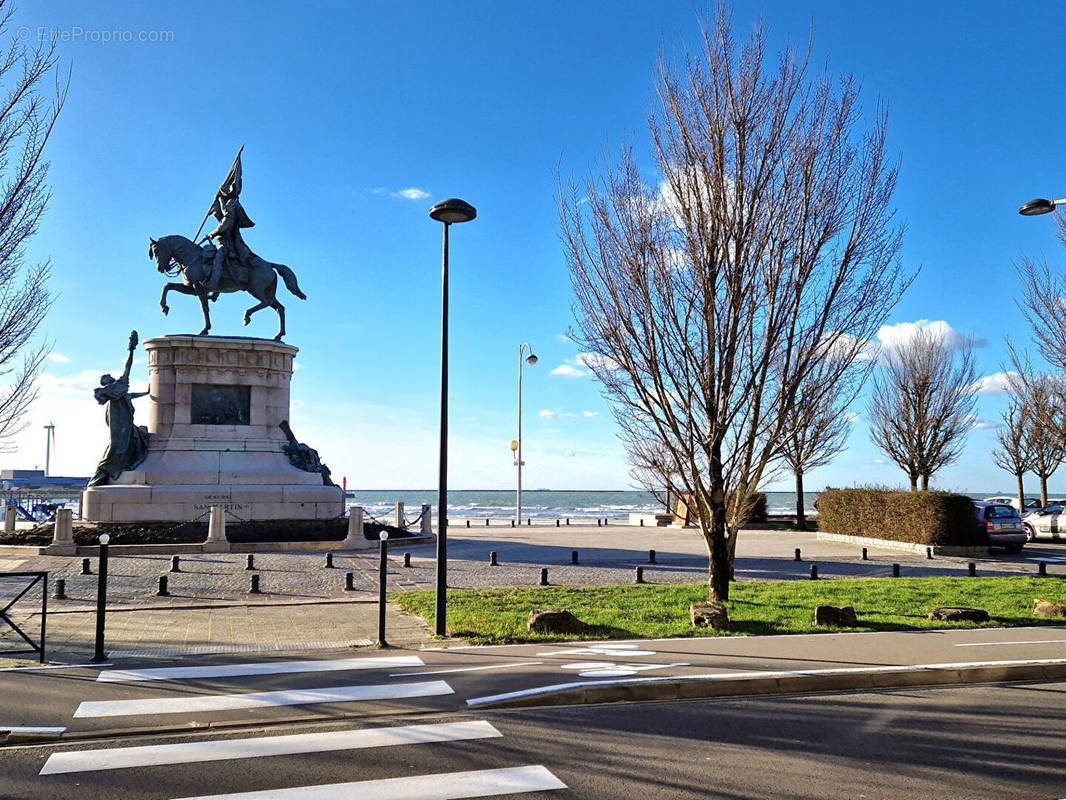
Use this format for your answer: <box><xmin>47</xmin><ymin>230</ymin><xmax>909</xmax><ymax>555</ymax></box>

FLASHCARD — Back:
<box><xmin>466</xmin><ymin>658</ymin><xmax>1066</xmax><ymax>710</ymax></box>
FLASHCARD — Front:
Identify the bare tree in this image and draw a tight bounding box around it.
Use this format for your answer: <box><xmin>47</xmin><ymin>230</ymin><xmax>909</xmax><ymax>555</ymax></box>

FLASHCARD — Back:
<box><xmin>0</xmin><ymin>3</ymin><xmax>66</xmax><ymax>447</ymax></box>
<box><xmin>991</xmin><ymin>399</ymin><xmax>1034</xmax><ymax>511</ymax></box>
<box><xmin>1021</xmin><ymin>374</ymin><xmax>1065</xmax><ymax>506</ymax></box>
<box><xmin>558</xmin><ymin>9</ymin><xmax>910</xmax><ymax>605</ymax></box>
<box><xmin>868</xmin><ymin>328</ymin><xmax>978</xmax><ymax>490</ymax></box>
<box><xmin>778</xmin><ymin>358</ymin><xmax>860</xmax><ymax>531</ymax></box>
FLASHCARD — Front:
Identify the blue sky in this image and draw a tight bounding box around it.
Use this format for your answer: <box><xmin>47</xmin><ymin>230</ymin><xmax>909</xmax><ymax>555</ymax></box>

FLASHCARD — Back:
<box><xmin>5</xmin><ymin>0</ymin><xmax>1066</xmax><ymax>493</ymax></box>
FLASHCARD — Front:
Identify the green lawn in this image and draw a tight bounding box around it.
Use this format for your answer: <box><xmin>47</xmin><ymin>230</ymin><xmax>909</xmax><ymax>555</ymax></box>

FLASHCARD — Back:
<box><xmin>392</xmin><ymin>577</ymin><xmax>1066</xmax><ymax>644</ymax></box>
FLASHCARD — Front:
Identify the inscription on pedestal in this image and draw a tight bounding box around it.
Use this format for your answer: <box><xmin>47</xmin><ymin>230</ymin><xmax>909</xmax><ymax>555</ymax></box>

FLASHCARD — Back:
<box><xmin>191</xmin><ymin>384</ymin><xmax>251</xmax><ymax>425</ymax></box>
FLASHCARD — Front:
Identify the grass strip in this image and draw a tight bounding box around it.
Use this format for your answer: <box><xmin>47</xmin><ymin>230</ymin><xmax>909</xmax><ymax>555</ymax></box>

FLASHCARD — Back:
<box><xmin>393</xmin><ymin>577</ymin><xmax>1066</xmax><ymax>644</ymax></box>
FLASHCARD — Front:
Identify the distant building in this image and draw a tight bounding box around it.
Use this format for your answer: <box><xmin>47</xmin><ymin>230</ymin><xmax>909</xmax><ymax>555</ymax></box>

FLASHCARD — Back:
<box><xmin>0</xmin><ymin>469</ymin><xmax>88</xmax><ymax>490</ymax></box>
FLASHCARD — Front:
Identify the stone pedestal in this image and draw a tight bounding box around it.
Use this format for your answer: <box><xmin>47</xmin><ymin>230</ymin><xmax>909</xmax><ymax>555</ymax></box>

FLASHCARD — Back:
<box><xmin>82</xmin><ymin>335</ymin><xmax>344</xmax><ymax>523</ymax></box>
<box><xmin>45</xmin><ymin>508</ymin><xmax>76</xmax><ymax>554</ymax></box>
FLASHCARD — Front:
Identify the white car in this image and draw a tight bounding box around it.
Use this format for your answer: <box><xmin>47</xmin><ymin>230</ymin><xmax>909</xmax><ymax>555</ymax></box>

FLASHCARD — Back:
<box><xmin>1023</xmin><ymin>502</ymin><xmax>1066</xmax><ymax>541</ymax></box>
<box><xmin>983</xmin><ymin>496</ymin><xmax>1044</xmax><ymax>512</ymax></box>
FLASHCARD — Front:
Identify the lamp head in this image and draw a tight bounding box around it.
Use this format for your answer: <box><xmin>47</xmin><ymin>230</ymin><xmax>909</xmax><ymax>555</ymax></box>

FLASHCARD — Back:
<box><xmin>380</xmin><ymin>532</ymin><xmax>389</xmax><ymax>541</ymax></box>
<box><xmin>1019</xmin><ymin>198</ymin><xmax>1057</xmax><ymax>216</ymax></box>
<box><xmin>509</xmin><ymin>440</ymin><xmax>519</xmax><ymax>451</ymax></box>
<box><xmin>429</xmin><ymin>198</ymin><xmax>477</xmax><ymax>224</ymax></box>
<box><xmin>98</xmin><ymin>533</ymin><xmax>110</xmax><ymax>545</ymax></box>
<box><xmin>525</xmin><ymin>353</ymin><xmax>538</xmax><ymax>365</ymax></box>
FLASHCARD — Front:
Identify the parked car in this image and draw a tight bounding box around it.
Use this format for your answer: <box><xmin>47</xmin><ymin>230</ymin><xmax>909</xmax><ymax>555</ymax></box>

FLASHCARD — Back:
<box><xmin>1022</xmin><ymin>502</ymin><xmax>1066</xmax><ymax>541</ymax></box>
<box><xmin>972</xmin><ymin>502</ymin><xmax>1027</xmax><ymax>553</ymax></box>
<box><xmin>982</xmin><ymin>495</ymin><xmax>1044</xmax><ymax>512</ymax></box>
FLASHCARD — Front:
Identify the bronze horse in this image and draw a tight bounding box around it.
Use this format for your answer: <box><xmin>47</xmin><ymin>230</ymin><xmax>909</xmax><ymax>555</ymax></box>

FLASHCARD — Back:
<box><xmin>149</xmin><ymin>234</ymin><xmax>306</xmax><ymax>340</ymax></box>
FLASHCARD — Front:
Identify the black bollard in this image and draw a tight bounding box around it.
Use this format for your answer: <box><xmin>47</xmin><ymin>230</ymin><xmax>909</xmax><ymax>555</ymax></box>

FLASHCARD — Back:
<box><xmin>344</xmin><ymin>571</ymin><xmax>355</xmax><ymax>591</ymax></box>
<box><xmin>968</xmin><ymin>562</ymin><xmax>976</xmax><ymax>577</ymax></box>
<box><xmin>861</xmin><ymin>547</ymin><xmax>868</xmax><ymax>561</ymax></box>
<box><xmin>556</xmin><ymin>519</ymin><xmax>560</xmax><ymax>527</ymax></box>
<box><xmin>156</xmin><ymin>575</ymin><xmax>169</xmax><ymax>596</ymax></box>
<box><xmin>597</xmin><ymin>519</ymin><xmax>601</xmax><ymax>527</ymax></box>
<box><xmin>466</xmin><ymin>520</ymin><xmax>470</xmax><ymax>528</ymax></box>
<box><xmin>649</xmin><ymin>549</ymin><xmax>657</xmax><ymax>564</ymax></box>
<box><xmin>926</xmin><ymin>547</ymin><xmax>933</xmax><ymax>559</ymax></box>
<box><xmin>635</xmin><ymin>566</ymin><xmax>644</xmax><ymax>584</ymax></box>
<box><xmin>527</xmin><ymin>518</ymin><xmax>531</xmax><ymax>526</ymax></box>
<box><xmin>246</xmin><ymin>554</ymin><xmax>255</xmax><ymax>570</ymax></box>
<box><xmin>53</xmin><ymin>578</ymin><xmax>66</xmax><ymax>599</ymax></box>
<box><xmin>604</xmin><ymin>518</ymin><xmax>608</xmax><ymax>526</ymax></box>
<box><xmin>490</xmin><ymin>551</ymin><xmax>498</xmax><ymax>566</ymax></box>
<box><xmin>794</xmin><ymin>548</ymin><xmax>802</xmax><ymax>562</ymax></box>
<box><xmin>485</xmin><ymin>519</ymin><xmax>489</xmax><ymax>526</ymax></box>
<box><xmin>249</xmin><ymin>574</ymin><xmax>261</xmax><ymax>593</ymax></box>
<box><xmin>640</xmin><ymin>518</ymin><xmax>644</xmax><ymax>527</ymax></box>
<box><xmin>325</xmin><ymin>552</ymin><xmax>334</xmax><ymax>569</ymax></box>
<box><xmin>571</xmin><ymin>550</ymin><xmax>579</xmax><ymax>565</ymax></box>
<box><xmin>170</xmin><ymin>555</ymin><xmax>181</xmax><ymax>572</ymax></box>
<box><xmin>511</xmin><ymin>519</ymin><xmax>515</xmax><ymax>528</ymax></box>
<box><xmin>539</xmin><ymin>568</ymin><xmax>548</xmax><ymax>586</ymax></box>
<box><xmin>403</xmin><ymin>552</ymin><xmax>411</xmax><ymax>568</ymax></box>
<box><xmin>566</xmin><ymin>518</ymin><xmax>570</xmax><ymax>526</ymax></box>
<box><xmin>1039</xmin><ymin>560</ymin><xmax>1048</xmax><ymax>576</ymax></box>
<box><xmin>892</xmin><ymin>563</ymin><xmax>901</xmax><ymax>578</ymax></box>
<box><xmin>91</xmin><ymin>536</ymin><xmax>110</xmax><ymax>663</ymax></box>
<box><xmin>81</xmin><ymin>558</ymin><xmax>92</xmax><ymax>575</ymax></box>
<box><xmin>810</xmin><ymin>564</ymin><xmax>818</xmax><ymax>580</ymax></box>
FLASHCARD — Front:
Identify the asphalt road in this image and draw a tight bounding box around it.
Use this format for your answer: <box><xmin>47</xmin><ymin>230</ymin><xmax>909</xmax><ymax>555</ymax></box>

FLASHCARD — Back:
<box><xmin>4</xmin><ymin>624</ymin><xmax>1066</xmax><ymax>736</ymax></box>
<box><xmin>3</xmin><ymin>681</ymin><xmax>1066</xmax><ymax>799</ymax></box>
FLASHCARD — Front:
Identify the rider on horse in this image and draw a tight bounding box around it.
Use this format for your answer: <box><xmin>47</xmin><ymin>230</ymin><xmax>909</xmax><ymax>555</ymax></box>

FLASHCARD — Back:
<box><xmin>201</xmin><ymin>181</ymin><xmax>255</xmax><ymax>291</ymax></box>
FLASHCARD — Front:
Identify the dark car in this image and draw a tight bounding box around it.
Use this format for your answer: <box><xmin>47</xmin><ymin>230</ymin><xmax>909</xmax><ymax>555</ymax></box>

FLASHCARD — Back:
<box><xmin>972</xmin><ymin>502</ymin><xmax>1027</xmax><ymax>553</ymax></box>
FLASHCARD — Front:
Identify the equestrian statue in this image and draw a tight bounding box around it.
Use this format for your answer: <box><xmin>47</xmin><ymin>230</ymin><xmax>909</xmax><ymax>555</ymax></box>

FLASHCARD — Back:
<box><xmin>150</xmin><ymin>148</ymin><xmax>306</xmax><ymax>340</ymax></box>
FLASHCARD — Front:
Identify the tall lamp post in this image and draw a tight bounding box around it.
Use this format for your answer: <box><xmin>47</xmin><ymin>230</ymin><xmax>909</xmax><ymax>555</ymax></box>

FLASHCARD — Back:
<box><xmin>514</xmin><ymin>343</ymin><xmax>537</xmax><ymax>524</ymax></box>
<box><xmin>429</xmin><ymin>197</ymin><xmax>477</xmax><ymax>638</ymax></box>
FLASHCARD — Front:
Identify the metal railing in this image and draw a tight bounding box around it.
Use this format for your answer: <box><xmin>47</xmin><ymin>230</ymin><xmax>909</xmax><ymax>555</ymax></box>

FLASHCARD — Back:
<box><xmin>0</xmin><ymin>571</ymin><xmax>47</xmax><ymax>662</ymax></box>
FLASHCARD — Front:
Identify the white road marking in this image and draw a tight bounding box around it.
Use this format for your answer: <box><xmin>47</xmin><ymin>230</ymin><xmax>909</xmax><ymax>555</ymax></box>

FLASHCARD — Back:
<box><xmin>170</xmin><ymin>765</ymin><xmax>567</xmax><ymax>800</ymax></box>
<box><xmin>388</xmin><ymin>661</ymin><xmax>541</xmax><ymax>677</ymax></box>
<box><xmin>559</xmin><ymin>661</ymin><xmax>690</xmax><ymax>678</ymax></box>
<box><xmin>40</xmin><ymin>720</ymin><xmax>501</xmax><ymax>775</ymax></box>
<box><xmin>955</xmin><ymin>640</ymin><xmax>1066</xmax><ymax>647</ymax></box>
<box><xmin>97</xmin><ymin>656</ymin><xmax>424</xmax><ymax>683</ymax></box>
<box><xmin>467</xmin><ymin>657</ymin><xmax>1066</xmax><ymax>706</ymax></box>
<box><xmin>74</xmin><ymin>680</ymin><xmax>454</xmax><ymax>718</ymax></box>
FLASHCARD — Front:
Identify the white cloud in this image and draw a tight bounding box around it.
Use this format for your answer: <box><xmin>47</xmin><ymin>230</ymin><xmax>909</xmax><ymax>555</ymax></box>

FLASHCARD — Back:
<box><xmin>539</xmin><ymin>409</ymin><xmax>578</xmax><ymax>419</ymax></box>
<box><xmin>971</xmin><ymin>371</ymin><xmax>1018</xmax><ymax>395</ymax></box>
<box><xmin>876</xmin><ymin>320</ymin><xmax>984</xmax><ymax>353</ymax></box>
<box><xmin>564</xmin><ymin>450</ymin><xmax>576</xmax><ymax>458</ymax></box>
<box><xmin>577</xmin><ymin>352</ymin><xmax>620</xmax><ymax>372</ymax></box>
<box><xmin>369</xmin><ymin>186</ymin><xmax>432</xmax><ymax>201</ymax></box>
<box><xmin>967</xmin><ymin>415</ymin><xmax>999</xmax><ymax>430</ymax></box>
<box><xmin>47</xmin><ymin>353</ymin><xmax>70</xmax><ymax>364</ymax></box>
<box><xmin>551</xmin><ymin>364</ymin><xmax>587</xmax><ymax>378</ymax></box>
<box><xmin>582</xmin><ymin>411</ymin><xmax>599</xmax><ymax>418</ymax></box>
<box><xmin>844</xmin><ymin>412</ymin><xmax>861</xmax><ymax>423</ymax></box>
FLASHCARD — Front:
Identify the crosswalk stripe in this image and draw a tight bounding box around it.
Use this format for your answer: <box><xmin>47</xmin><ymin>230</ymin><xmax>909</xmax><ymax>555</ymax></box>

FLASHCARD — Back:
<box><xmin>40</xmin><ymin>720</ymin><xmax>501</xmax><ymax>775</ymax></box>
<box><xmin>73</xmin><ymin>680</ymin><xmax>454</xmax><ymax>718</ymax></box>
<box><xmin>96</xmin><ymin>656</ymin><xmax>425</xmax><ymax>683</ymax></box>
<box><xmin>170</xmin><ymin>765</ymin><xmax>567</xmax><ymax>799</ymax></box>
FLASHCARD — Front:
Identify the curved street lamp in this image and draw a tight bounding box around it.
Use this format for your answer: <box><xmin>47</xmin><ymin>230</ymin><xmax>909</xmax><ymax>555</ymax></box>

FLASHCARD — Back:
<box><xmin>1019</xmin><ymin>197</ymin><xmax>1066</xmax><ymax>216</ymax></box>
<box><xmin>516</xmin><ymin>343</ymin><xmax>537</xmax><ymax>524</ymax></box>
<box><xmin>428</xmin><ymin>198</ymin><xmax>477</xmax><ymax>638</ymax></box>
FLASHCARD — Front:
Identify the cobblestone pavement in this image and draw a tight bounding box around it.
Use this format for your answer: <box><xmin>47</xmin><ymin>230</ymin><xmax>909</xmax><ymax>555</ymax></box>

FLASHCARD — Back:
<box><xmin>0</xmin><ymin>523</ymin><xmax>1059</xmax><ymax>665</ymax></box>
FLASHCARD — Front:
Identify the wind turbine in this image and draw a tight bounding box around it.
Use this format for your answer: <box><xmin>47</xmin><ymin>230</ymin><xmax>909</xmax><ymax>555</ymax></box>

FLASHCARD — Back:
<box><xmin>43</xmin><ymin>422</ymin><xmax>55</xmax><ymax>477</ymax></box>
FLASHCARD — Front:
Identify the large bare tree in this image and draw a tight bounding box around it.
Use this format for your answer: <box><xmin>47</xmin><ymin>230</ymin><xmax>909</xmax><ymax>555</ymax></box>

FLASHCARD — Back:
<box><xmin>558</xmin><ymin>10</ymin><xmax>910</xmax><ymax>605</ymax></box>
<box><xmin>778</xmin><ymin>358</ymin><xmax>860</xmax><ymax>531</ymax></box>
<box><xmin>991</xmin><ymin>398</ymin><xmax>1034</xmax><ymax>511</ymax></box>
<box><xmin>0</xmin><ymin>3</ymin><xmax>65</xmax><ymax>447</ymax></box>
<box><xmin>1020</xmin><ymin>374</ymin><xmax>1065</xmax><ymax>506</ymax></box>
<box><xmin>868</xmin><ymin>327</ymin><xmax>978</xmax><ymax>490</ymax></box>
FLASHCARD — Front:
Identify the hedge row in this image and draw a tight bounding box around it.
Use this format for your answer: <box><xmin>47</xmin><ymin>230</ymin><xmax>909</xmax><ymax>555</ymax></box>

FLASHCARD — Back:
<box><xmin>816</xmin><ymin>489</ymin><xmax>981</xmax><ymax>546</ymax></box>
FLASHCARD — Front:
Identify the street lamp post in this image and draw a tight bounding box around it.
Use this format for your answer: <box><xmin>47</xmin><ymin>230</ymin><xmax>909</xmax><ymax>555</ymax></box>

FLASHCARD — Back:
<box><xmin>515</xmin><ymin>343</ymin><xmax>537</xmax><ymax>525</ymax></box>
<box><xmin>91</xmin><ymin>533</ymin><xmax>110</xmax><ymax>663</ymax></box>
<box><xmin>429</xmin><ymin>198</ymin><xmax>477</xmax><ymax>638</ymax></box>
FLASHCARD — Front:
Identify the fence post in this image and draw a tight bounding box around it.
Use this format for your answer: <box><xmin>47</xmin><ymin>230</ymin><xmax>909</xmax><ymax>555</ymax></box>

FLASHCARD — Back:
<box><xmin>46</xmin><ymin>508</ymin><xmax>76</xmax><ymax>554</ymax></box>
<box><xmin>204</xmin><ymin>506</ymin><xmax>230</xmax><ymax>552</ymax></box>
<box><xmin>342</xmin><ymin>506</ymin><xmax>372</xmax><ymax>550</ymax></box>
<box><xmin>394</xmin><ymin>502</ymin><xmax>404</xmax><ymax>528</ymax></box>
<box><xmin>421</xmin><ymin>504</ymin><xmax>432</xmax><ymax>536</ymax></box>
<box><xmin>4</xmin><ymin>505</ymin><xmax>14</xmax><ymax>534</ymax></box>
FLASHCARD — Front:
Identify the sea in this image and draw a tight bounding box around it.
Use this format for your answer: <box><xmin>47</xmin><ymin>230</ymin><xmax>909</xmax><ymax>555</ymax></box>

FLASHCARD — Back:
<box><xmin>345</xmin><ymin>489</ymin><xmax>824</xmax><ymax>521</ymax></box>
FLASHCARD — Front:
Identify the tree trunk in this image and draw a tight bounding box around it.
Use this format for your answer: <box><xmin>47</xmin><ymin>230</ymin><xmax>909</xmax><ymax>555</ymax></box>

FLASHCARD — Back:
<box><xmin>1016</xmin><ymin>473</ymin><xmax>1026</xmax><ymax>513</ymax></box>
<box><xmin>794</xmin><ymin>471</ymin><xmax>806</xmax><ymax>531</ymax></box>
<box><xmin>909</xmin><ymin>473</ymin><xmax>918</xmax><ymax>491</ymax></box>
<box><xmin>1040</xmin><ymin>475</ymin><xmax>1049</xmax><ymax>507</ymax></box>
<box><xmin>920</xmin><ymin>473</ymin><xmax>929</xmax><ymax>491</ymax></box>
